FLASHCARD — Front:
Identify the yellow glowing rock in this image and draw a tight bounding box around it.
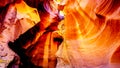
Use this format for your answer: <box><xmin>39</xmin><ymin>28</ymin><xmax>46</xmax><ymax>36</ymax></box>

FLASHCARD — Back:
<box><xmin>15</xmin><ymin>1</ymin><xmax>40</xmax><ymax>24</ymax></box>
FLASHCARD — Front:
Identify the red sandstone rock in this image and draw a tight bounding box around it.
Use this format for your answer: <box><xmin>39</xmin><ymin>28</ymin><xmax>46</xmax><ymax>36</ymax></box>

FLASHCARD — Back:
<box><xmin>0</xmin><ymin>1</ymin><xmax>40</xmax><ymax>67</ymax></box>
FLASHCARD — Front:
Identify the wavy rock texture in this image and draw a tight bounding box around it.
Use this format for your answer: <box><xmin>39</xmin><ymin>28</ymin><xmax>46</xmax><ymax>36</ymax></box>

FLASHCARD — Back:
<box><xmin>56</xmin><ymin>0</ymin><xmax>120</xmax><ymax>68</ymax></box>
<box><xmin>1</xmin><ymin>0</ymin><xmax>120</xmax><ymax>68</ymax></box>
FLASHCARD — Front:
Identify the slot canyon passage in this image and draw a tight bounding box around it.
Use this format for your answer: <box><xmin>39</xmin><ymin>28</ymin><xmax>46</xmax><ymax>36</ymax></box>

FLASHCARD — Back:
<box><xmin>0</xmin><ymin>0</ymin><xmax>120</xmax><ymax>68</ymax></box>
